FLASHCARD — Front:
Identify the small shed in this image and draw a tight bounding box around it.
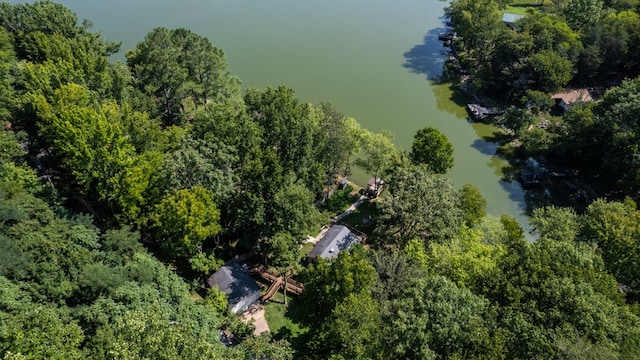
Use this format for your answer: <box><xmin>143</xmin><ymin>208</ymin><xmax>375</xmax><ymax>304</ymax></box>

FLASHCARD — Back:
<box><xmin>552</xmin><ymin>89</ymin><xmax>593</xmax><ymax>112</ymax></box>
<box><xmin>307</xmin><ymin>224</ymin><xmax>361</xmax><ymax>261</ymax></box>
<box><xmin>502</xmin><ymin>13</ymin><xmax>523</xmax><ymax>29</ymax></box>
<box><xmin>207</xmin><ymin>262</ymin><xmax>261</xmax><ymax>314</ymax></box>
<box><xmin>365</xmin><ymin>177</ymin><xmax>385</xmax><ymax>198</ymax></box>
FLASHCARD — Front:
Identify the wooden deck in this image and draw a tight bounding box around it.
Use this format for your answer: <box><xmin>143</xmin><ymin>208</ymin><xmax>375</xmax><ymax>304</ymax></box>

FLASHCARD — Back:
<box><xmin>250</xmin><ymin>264</ymin><xmax>304</xmax><ymax>302</ymax></box>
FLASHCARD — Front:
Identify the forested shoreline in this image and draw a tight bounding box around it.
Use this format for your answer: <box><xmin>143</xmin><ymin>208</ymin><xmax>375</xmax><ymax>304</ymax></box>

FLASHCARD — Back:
<box><xmin>2</xmin><ymin>1</ymin><xmax>640</xmax><ymax>359</ymax></box>
<box><xmin>447</xmin><ymin>0</ymin><xmax>640</xmax><ymax>207</ymax></box>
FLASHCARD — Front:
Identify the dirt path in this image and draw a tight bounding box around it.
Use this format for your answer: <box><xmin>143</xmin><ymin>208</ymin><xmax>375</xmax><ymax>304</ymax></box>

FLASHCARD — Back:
<box><xmin>305</xmin><ymin>195</ymin><xmax>367</xmax><ymax>246</ymax></box>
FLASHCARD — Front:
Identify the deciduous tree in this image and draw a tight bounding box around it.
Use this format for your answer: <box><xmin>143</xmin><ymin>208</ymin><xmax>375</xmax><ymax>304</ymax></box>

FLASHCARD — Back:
<box><xmin>409</xmin><ymin>126</ymin><xmax>454</xmax><ymax>174</ymax></box>
<box><xmin>382</xmin><ymin>166</ymin><xmax>463</xmax><ymax>243</ymax></box>
<box><xmin>151</xmin><ymin>186</ymin><xmax>221</xmax><ymax>257</ymax></box>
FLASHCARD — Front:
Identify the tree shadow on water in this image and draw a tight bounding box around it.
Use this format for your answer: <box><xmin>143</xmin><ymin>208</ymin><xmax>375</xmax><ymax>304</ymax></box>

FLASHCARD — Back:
<box><xmin>471</xmin><ymin>138</ymin><xmax>499</xmax><ymax>156</ymax></box>
<box><xmin>403</xmin><ymin>25</ymin><xmax>473</xmax><ymax>117</ymax></box>
<box><xmin>402</xmin><ymin>27</ymin><xmax>449</xmax><ymax>82</ymax></box>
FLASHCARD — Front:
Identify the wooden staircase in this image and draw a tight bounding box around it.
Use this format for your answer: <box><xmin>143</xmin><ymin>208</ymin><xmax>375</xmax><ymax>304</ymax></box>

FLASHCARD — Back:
<box><xmin>251</xmin><ymin>264</ymin><xmax>304</xmax><ymax>302</ymax></box>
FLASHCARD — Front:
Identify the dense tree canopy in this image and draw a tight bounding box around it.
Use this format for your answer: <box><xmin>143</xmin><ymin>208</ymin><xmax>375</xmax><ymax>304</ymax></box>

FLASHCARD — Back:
<box><xmin>2</xmin><ymin>2</ymin><xmax>640</xmax><ymax>359</ymax></box>
<box><xmin>126</xmin><ymin>27</ymin><xmax>239</xmax><ymax>126</ymax></box>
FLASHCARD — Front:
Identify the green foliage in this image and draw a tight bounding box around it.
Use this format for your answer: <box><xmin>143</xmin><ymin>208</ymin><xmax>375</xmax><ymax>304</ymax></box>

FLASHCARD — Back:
<box><xmin>528</xmin><ymin>49</ymin><xmax>574</xmax><ymax>92</ymax></box>
<box><xmin>522</xmin><ymin>89</ymin><xmax>554</xmax><ymax>114</ymax></box>
<box><xmin>409</xmin><ymin>126</ymin><xmax>454</xmax><ymax>174</ymax></box>
<box><xmin>3</xmin><ymin>3</ymin><xmax>640</xmax><ymax>359</ymax></box>
<box><xmin>244</xmin><ymin>86</ymin><xmax>317</xmax><ymax>186</ymax></box>
<box><xmin>0</xmin><ymin>28</ymin><xmax>14</xmax><ymax>122</ymax></box>
<box><xmin>428</xmin><ymin>227</ymin><xmax>507</xmax><ymax>290</ymax></box>
<box><xmin>384</xmin><ymin>276</ymin><xmax>500</xmax><ymax>360</ymax></box>
<box><xmin>581</xmin><ymin>199</ymin><xmax>640</xmax><ymax>299</ymax></box>
<box><xmin>501</xmin><ymin>106</ymin><xmax>535</xmax><ymax>134</ymax></box>
<box><xmin>0</xmin><ymin>1</ymin><xmax>81</xmax><ymax>40</ymax></box>
<box><xmin>127</xmin><ymin>27</ymin><xmax>239</xmax><ymax>125</ymax></box>
<box><xmin>1</xmin><ymin>306</ymin><xmax>87</xmax><ymax>359</ymax></box>
<box><xmin>201</xmin><ymin>287</ymin><xmax>228</xmax><ymax>316</ymax></box>
<box><xmin>160</xmin><ymin>136</ymin><xmax>239</xmax><ymax>202</ymax></box>
<box><xmin>354</xmin><ymin>129</ymin><xmax>400</xmax><ymax>182</ymax></box>
<box><xmin>562</xmin><ymin>0</ymin><xmax>605</xmax><ymax>31</ymax></box>
<box><xmin>449</xmin><ymin>0</ymin><xmax>503</xmax><ymax>60</ymax></box>
<box><xmin>300</xmin><ymin>249</ymin><xmax>377</xmax><ymax>328</ymax></box>
<box><xmin>189</xmin><ymin>251</ymin><xmax>223</xmax><ymax>276</ymax></box>
<box><xmin>90</xmin><ymin>306</ymin><xmax>225</xmax><ymax>360</ymax></box>
<box><xmin>371</xmin><ymin>249</ymin><xmax>426</xmax><ymax>301</ymax></box>
<box><xmin>382</xmin><ymin>165</ymin><xmax>463</xmax><ymax>243</ymax></box>
<box><xmin>320</xmin><ymin>184</ymin><xmax>358</xmax><ymax>215</ymax></box>
<box><xmin>313</xmin><ymin>103</ymin><xmax>360</xmax><ymax>188</ymax></box>
<box><xmin>311</xmin><ymin>293</ymin><xmax>383</xmax><ymax>360</ymax></box>
<box><xmin>270</xmin><ymin>183</ymin><xmax>322</xmax><ymax>238</ymax></box>
<box><xmin>151</xmin><ymin>186</ymin><xmax>221</xmax><ymax>257</ymax></box>
<box><xmin>531</xmin><ymin>205</ymin><xmax>580</xmax><ymax>241</ymax></box>
<box><xmin>231</xmin><ymin>335</ymin><xmax>294</xmax><ymax>360</ymax></box>
<box><xmin>458</xmin><ymin>184</ymin><xmax>488</xmax><ymax>227</ymax></box>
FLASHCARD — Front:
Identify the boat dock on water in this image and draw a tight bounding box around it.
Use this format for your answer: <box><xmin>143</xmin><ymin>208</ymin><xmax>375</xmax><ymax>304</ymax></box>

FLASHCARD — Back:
<box><xmin>466</xmin><ymin>104</ymin><xmax>504</xmax><ymax>121</ymax></box>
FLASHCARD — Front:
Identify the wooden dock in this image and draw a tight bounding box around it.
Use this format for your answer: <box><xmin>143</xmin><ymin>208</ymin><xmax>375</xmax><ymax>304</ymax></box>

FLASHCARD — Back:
<box><xmin>466</xmin><ymin>104</ymin><xmax>504</xmax><ymax>121</ymax></box>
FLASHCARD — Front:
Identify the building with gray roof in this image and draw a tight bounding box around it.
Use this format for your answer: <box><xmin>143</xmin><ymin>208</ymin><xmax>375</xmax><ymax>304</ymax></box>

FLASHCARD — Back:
<box><xmin>307</xmin><ymin>224</ymin><xmax>361</xmax><ymax>260</ymax></box>
<box><xmin>207</xmin><ymin>262</ymin><xmax>261</xmax><ymax>314</ymax></box>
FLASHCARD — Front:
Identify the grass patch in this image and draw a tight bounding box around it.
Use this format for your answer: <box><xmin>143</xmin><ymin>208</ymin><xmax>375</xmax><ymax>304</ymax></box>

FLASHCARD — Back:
<box><xmin>300</xmin><ymin>241</ymin><xmax>314</xmax><ymax>257</ymax></box>
<box><xmin>319</xmin><ymin>184</ymin><xmax>360</xmax><ymax>215</ymax></box>
<box><xmin>263</xmin><ymin>291</ymin><xmax>307</xmax><ymax>340</ymax></box>
<box><xmin>504</xmin><ymin>6</ymin><xmax>530</xmax><ymax>15</ymax></box>
<box><xmin>339</xmin><ymin>200</ymin><xmax>381</xmax><ymax>237</ymax></box>
<box><xmin>512</xmin><ymin>0</ymin><xmax>548</xmax><ymax>5</ymax></box>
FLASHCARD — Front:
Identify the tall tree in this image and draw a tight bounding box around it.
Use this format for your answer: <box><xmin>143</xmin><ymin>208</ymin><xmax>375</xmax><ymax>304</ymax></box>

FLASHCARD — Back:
<box><xmin>580</xmin><ymin>199</ymin><xmax>640</xmax><ymax>300</ymax></box>
<box><xmin>244</xmin><ymin>86</ymin><xmax>317</xmax><ymax>186</ymax></box>
<box><xmin>261</xmin><ymin>232</ymin><xmax>304</xmax><ymax>306</ymax></box>
<box><xmin>313</xmin><ymin>103</ymin><xmax>360</xmax><ymax>190</ymax></box>
<box><xmin>127</xmin><ymin>27</ymin><xmax>239</xmax><ymax>126</ymax></box>
<box><xmin>409</xmin><ymin>127</ymin><xmax>454</xmax><ymax>174</ymax></box>
<box><xmin>383</xmin><ymin>276</ymin><xmax>499</xmax><ymax>360</ymax></box>
<box><xmin>299</xmin><ymin>248</ymin><xmax>377</xmax><ymax>328</ymax></box>
<box><xmin>458</xmin><ymin>183</ymin><xmax>487</xmax><ymax>227</ymax></box>
<box><xmin>354</xmin><ymin>129</ymin><xmax>399</xmax><ymax>192</ymax></box>
<box><xmin>448</xmin><ymin>0</ymin><xmax>503</xmax><ymax>62</ymax></box>
<box><xmin>150</xmin><ymin>186</ymin><xmax>221</xmax><ymax>257</ymax></box>
<box><xmin>382</xmin><ymin>166</ymin><xmax>463</xmax><ymax>243</ymax></box>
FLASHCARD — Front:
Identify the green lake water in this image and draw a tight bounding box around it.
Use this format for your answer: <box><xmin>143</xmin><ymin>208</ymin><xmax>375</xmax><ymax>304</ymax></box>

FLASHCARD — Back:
<box><xmin>10</xmin><ymin>0</ymin><xmax>530</xmax><ymax>229</ymax></box>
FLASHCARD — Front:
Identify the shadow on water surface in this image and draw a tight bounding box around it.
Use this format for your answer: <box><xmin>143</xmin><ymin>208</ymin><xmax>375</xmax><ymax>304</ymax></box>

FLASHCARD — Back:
<box><xmin>403</xmin><ymin>21</ymin><xmax>470</xmax><ymax>116</ymax></box>
<box><xmin>403</xmin><ymin>26</ymin><xmax>448</xmax><ymax>81</ymax></box>
<box><xmin>471</xmin><ymin>138</ymin><xmax>499</xmax><ymax>156</ymax></box>
<box><xmin>403</xmin><ymin>17</ymin><xmax>532</xmax><ymax>233</ymax></box>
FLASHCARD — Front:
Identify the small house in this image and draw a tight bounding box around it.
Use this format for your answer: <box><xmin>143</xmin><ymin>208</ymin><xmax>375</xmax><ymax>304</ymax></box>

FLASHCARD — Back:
<box><xmin>502</xmin><ymin>13</ymin><xmax>523</xmax><ymax>29</ymax></box>
<box><xmin>552</xmin><ymin>89</ymin><xmax>593</xmax><ymax>113</ymax></box>
<box><xmin>307</xmin><ymin>224</ymin><xmax>362</xmax><ymax>261</ymax></box>
<box><xmin>207</xmin><ymin>262</ymin><xmax>261</xmax><ymax>314</ymax></box>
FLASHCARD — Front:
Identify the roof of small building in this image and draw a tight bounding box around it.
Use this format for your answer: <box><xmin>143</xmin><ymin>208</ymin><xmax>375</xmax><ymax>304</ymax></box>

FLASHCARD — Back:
<box><xmin>307</xmin><ymin>224</ymin><xmax>361</xmax><ymax>260</ymax></box>
<box><xmin>207</xmin><ymin>262</ymin><xmax>261</xmax><ymax>307</ymax></box>
<box><xmin>552</xmin><ymin>89</ymin><xmax>593</xmax><ymax>105</ymax></box>
<box><xmin>502</xmin><ymin>13</ymin><xmax>524</xmax><ymax>25</ymax></box>
<box><xmin>367</xmin><ymin>177</ymin><xmax>384</xmax><ymax>186</ymax></box>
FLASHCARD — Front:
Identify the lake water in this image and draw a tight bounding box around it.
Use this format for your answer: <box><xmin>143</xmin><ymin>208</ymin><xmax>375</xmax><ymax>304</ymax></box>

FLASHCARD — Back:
<box><xmin>9</xmin><ymin>0</ymin><xmax>529</xmax><ymax>229</ymax></box>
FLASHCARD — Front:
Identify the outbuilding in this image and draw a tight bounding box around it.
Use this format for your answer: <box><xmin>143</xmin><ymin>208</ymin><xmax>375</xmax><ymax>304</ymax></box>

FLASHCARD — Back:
<box><xmin>207</xmin><ymin>262</ymin><xmax>261</xmax><ymax>314</ymax></box>
<box><xmin>307</xmin><ymin>224</ymin><xmax>362</xmax><ymax>261</ymax></box>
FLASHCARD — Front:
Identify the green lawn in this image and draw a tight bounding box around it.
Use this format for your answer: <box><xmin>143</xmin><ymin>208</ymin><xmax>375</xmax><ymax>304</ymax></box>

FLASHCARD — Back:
<box><xmin>319</xmin><ymin>184</ymin><xmax>361</xmax><ymax>216</ymax></box>
<box><xmin>339</xmin><ymin>200</ymin><xmax>381</xmax><ymax>238</ymax></box>
<box><xmin>263</xmin><ymin>291</ymin><xmax>307</xmax><ymax>340</ymax></box>
<box><xmin>505</xmin><ymin>0</ymin><xmax>548</xmax><ymax>15</ymax></box>
<box><xmin>504</xmin><ymin>6</ymin><xmax>530</xmax><ymax>15</ymax></box>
